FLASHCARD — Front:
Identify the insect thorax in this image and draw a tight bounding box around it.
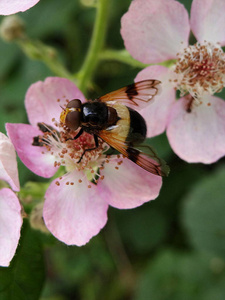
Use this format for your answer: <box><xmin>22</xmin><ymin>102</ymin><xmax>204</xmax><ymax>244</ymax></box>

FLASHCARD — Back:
<box><xmin>82</xmin><ymin>102</ymin><xmax>108</xmax><ymax>127</ymax></box>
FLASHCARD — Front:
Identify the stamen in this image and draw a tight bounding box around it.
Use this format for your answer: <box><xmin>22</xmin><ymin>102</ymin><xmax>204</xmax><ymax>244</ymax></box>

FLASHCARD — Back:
<box><xmin>34</xmin><ymin>100</ymin><xmax>119</xmax><ymax>186</ymax></box>
<box><xmin>172</xmin><ymin>41</ymin><xmax>225</xmax><ymax>100</ymax></box>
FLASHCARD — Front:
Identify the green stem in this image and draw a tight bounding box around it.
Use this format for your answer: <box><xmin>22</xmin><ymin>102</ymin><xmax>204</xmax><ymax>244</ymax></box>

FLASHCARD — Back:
<box><xmin>100</xmin><ymin>49</ymin><xmax>148</xmax><ymax>68</ymax></box>
<box><xmin>100</xmin><ymin>49</ymin><xmax>177</xmax><ymax>69</ymax></box>
<box><xmin>17</xmin><ymin>39</ymin><xmax>75</xmax><ymax>82</ymax></box>
<box><xmin>76</xmin><ymin>0</ymin><xmax>109</xmax><ymax>93</ymax></box>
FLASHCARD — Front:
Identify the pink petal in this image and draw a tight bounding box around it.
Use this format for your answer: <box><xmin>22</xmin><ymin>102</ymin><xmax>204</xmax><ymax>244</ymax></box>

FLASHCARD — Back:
<box><xmin>135</xmin><ymin>65</ymin><xmax>176</xmax><ymax>137</ymax></box>
<box><xmin>121</xmin><ymin>0</ymin><xmax>190</xmax><ymax>63</ymax></box>
<box><xmin>0</xmin><ymin>188</ymin><xmax>22</xmax><ymax>267</ymax></box>
<box><xmin>167</xmin><ymin>96</ymin><xmax>225</xmax><ymax>163</ymax></box>
<box><xmin>98</xmin><ymin>158</ymin><xmax>162</xmax><ymax>209</ymax></box>
<box><xmin>6</xmin><ymin>123</ymin><xmax>58</xmax><ymax>178</ymax></box>
<box><xmin>25</xmin><ymin>77</ymin><xmax>86</xmax><ymax>128</ymax></box>
<box><xmin>191</xmin><ymin>0</ymin><xmax>225</xmax><ymax>45</ymax></box>
<box><xmin>43</xmin><ymin>172</ymin><xmax>108</xmax><ymax>246</ymax></box>
<box><xmin>0</xmin><ymin>132</ymin><xmax>19</xmax><ymax>191</ymax></box>
<box><xmin>0</xmin><ymin>0</ymin><xmax>40</xmax><ymax>15</ymax></box>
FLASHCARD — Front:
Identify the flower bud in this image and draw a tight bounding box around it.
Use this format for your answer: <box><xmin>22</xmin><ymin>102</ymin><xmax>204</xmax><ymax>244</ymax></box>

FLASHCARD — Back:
<box><xmin>0</xmin><ymin>15</ymin><xmax>25</xmax><ymax>42</ymax></box>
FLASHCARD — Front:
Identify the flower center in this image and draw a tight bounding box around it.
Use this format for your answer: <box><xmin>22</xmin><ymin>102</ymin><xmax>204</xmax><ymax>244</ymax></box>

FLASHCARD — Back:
<box><xmin>172</xmin><ymin>41</ymin><xmax>225</xmax><ymax>100</ymax></box>
<box><xmin>37</xmin><ymin>120</ymin><xmax>108</xmax><ymax>180</ymax></box>
<box><xmin>34</xmin><ymin>111</ymin><xmax>124</xmax><ymax>187</ymax></box>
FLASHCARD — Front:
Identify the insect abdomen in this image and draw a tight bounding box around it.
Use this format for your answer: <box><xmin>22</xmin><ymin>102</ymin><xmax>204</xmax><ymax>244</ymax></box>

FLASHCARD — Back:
<box><xmin>127</xmin><ymin>107</ymin><xmax>147</xmax><ymax>144</ymax></box>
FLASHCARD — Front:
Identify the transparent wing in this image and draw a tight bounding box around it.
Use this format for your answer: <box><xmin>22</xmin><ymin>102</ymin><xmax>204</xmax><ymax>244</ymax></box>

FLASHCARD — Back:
<box><xmin>99</xmin><ymin>129</ymin><xmax>169</xmax><ymax>177</ymax></box>
<box><xmin>97</xmin><ymin>80</ymin><xmax>161</xmax><ymax>110</ymax></box>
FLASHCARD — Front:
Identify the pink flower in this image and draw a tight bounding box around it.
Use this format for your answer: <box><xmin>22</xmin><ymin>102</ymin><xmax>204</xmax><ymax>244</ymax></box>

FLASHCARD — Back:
<box><xmin>6</xmin><ymin>77</ymin><xmax>163</xmax><ymax>246</ymax></box>
<box><xmin>0</xmin><ymin>0</ymin><xmax>40</xmax><ymax>15</ymax></box>
<box><xmin>0</xmin><ymin>132</ymin><xmax>22</xmax><ymax>267</ymax></box>
<box><xmin>121</xmin><ymin>0</ymin><xmax>225</xmax><ymax>163</ymax></box>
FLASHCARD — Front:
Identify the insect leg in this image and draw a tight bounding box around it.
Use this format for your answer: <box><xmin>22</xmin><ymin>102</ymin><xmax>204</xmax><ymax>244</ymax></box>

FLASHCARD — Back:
<box><xmin>74</xmin><ymin>128</ymin><xmax>84</xmax><ymax>139</ymax></box>
<box><xmin>32</xmin><ymin>123</ymin><xmax>60</xmax><ymax>146</ymax></box>
<box><xmin>64</xmin><ymin>128</ymin><xmax>84</xmax><ymax>142</ymax></box>
<box><xmin>77</xmin><ymin>134</ymin><xmax>99</xmax><ymax>163</ymax></box>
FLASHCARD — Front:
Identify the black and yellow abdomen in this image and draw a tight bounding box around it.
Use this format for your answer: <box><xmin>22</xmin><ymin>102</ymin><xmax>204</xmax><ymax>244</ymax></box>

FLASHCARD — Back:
<box><xmin>106</xmin><ymin>104</ymin><xmax>147</xmax><ymax>146</ymax></box>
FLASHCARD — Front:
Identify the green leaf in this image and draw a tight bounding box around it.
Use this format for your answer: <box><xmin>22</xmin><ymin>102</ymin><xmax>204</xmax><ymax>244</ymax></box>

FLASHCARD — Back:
<box><xmin>134</xmin><ymin>249</ymin><xmax>225</xmax><ymax>300</ymax></box>
<box><xmin>115</xmin><ymin>206</ymin><xmax>168</xmax><ymax>254</ymax></box>
<box><xmin>41</xmin><ymin>236</ymin><xmax>115</xmax><ymax>299</ymax></box>
<box><xmin>182</xmin><ymin>167</ymin><xmax>225</xmax><ymax>258</ymax></box>
<box><xmin>0</xmin><ymin>220</ymin><xmax>45</xmax><ymax>300</ymax></box>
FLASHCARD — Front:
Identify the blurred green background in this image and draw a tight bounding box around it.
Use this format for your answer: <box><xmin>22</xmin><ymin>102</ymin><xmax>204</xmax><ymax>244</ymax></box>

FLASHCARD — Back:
<box><xmin>0</xmin><ymin>0</ymin><xmax>225</xmax><ymax>299</ymax></box>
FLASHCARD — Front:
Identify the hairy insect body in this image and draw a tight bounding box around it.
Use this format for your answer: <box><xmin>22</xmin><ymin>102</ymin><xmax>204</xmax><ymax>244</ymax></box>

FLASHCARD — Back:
<box><xmin>58</xmin><ymin>80</ymin><xmax>169</xmax><ymax>176</ymax></box>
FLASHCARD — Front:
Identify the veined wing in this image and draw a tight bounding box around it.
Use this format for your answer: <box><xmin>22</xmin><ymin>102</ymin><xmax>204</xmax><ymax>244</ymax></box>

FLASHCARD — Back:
<box><xmin>98</xmin><ymin>129</ymin><xmax>169</xmax><ymax>177</ymax></box>
<box><xmin>97</xmin><ymin>80</ymin><xmax>161</xmax><ymax>110</ymax></box>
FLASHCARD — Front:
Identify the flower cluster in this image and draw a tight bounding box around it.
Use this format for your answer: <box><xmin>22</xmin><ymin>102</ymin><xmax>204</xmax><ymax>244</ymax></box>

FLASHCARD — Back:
<box><xmin>3</xmin><ymin>0</ymin><xmax>225</xmax><ymax>268</ymax></box>
<box><xmin>6</xmin><ymin>77</ymin><xmax>163</xmax><ymax>246</ymax></box>
<box><xmin>121</xmin><ymin>0</ymin><xmax>225</xmax><ymax>163</ymax></box>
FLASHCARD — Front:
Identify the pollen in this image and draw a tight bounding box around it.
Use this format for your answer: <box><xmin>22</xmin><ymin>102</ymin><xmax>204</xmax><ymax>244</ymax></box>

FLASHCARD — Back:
<box><xmin>172</xmin><ymin>41</ymin><xmax>225</xmax><ymax>100</ymax></box>
<box><xmin>36</xmin><ymin>114</ymin><xmax>111</xmax><ymax>186</ymax></box>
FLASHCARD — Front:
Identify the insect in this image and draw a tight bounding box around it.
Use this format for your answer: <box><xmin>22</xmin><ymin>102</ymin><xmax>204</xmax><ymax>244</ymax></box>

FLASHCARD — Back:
<box><xmin>60</xmin><ymin>80</ymin><xmax>169</xmax><ymax>176</ymax></box>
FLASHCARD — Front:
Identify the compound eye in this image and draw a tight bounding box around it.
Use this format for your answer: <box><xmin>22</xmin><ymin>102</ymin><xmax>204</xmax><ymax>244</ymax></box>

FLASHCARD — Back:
<box><xmin>66</xmin><ymin>99</ymin><xmax>82</xmax><ymax>109</ymax></box>
<box><xmin>65</xmin><ymin>111</ymin><xmax>81</xmax><ymax>131</ymax></box>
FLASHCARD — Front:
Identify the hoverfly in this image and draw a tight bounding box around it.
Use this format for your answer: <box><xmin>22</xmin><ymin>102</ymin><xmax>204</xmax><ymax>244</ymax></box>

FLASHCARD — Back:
<box><xmin>60</xmin><ymin>80</ymin><xmax>169</xmax><ymax>176</ymax></box>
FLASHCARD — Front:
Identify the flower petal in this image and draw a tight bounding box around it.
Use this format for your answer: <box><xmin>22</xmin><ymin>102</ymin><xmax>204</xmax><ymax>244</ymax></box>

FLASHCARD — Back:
<box><xmin>0</xmin><ymin>188</ymin><xmax>22</xmax><ymax>267</ymax></box>
<box><xmin>0</xmin><ymin>0</ymin><xmax>40</xmax><ymax>15</ymax></box>
<box><xmin>167</xmin><ymin>96</ymin><xmax>225</xmax><ymax>163</ymax></box>
<box><xmin>99</xmin><ymin>158</ymin><xmax>162</xmax><ymax>209</ymax></box>
<box><xmin>43</xmin><ymin>172</ymin><xmax>108</xmax><ymax>246</ymax></box>
<box><xmin>6</xmin><ymin>123</ymin><xmax>58</xmax><ymax>178</ymax></box>
<box><xmin>190</xmin><ymin>0</ymin><xmax>225</xmax><ymax>45</ymax></box>
<box><xmin>0</xmin><ymin>132</ymin><xmax>19</xmax><ymax>191</ymax></box>
<box><xmin>135</xmin><ymin>65</ymin><xmax>176</xmax><ymax>137</ymax></box>
<box><xmin>121</xmin><ymin>0</ymin><xmax>190</xmax><ymax>63</ymax></box>
<box><xmin>25</xmin><ymin>77</ymin><xmax>86</xmax><ymax>128</ymax></box>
